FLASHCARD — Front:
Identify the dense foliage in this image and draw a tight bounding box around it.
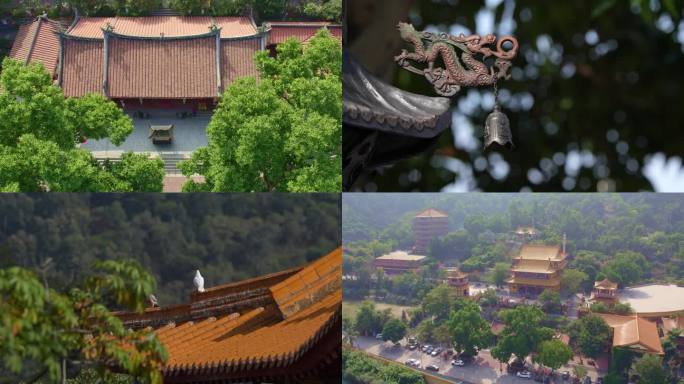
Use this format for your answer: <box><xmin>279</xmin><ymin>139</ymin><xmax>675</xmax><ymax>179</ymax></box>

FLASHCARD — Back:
<box><xmin>343</xmin><ymin>349</ymin><xmax>425</xmax><ymax>384</ymax></box>
<box><xmin>0</xmin><ymin>59</ymin><xmax>164</xmax><ymax>192</ymax></box>
<box><xmin>348</xmin><ymin>0</ymin><xmax>684</xmax><ymax>192</ymax></box>
<box><xmin>0</xmin><ymin>194</ymin><xmax>341</xmax><ymax>305</ymax></box>
<box><xmin>0</xmin><ymin>260</ymin><xmax>167</xmax><ymax>383</ymax></box>
<box><xmin>180</xmin><ymin>30</ymin><xmax>342</xmax><ymax>192</ymax></box>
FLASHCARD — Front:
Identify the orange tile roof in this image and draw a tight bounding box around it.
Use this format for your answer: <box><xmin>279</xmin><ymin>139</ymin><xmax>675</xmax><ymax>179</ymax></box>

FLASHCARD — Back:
<box><xmin>414</xmin><ymin>208</ymin><xmax>448</xmax><ymax>218</ymax></box>
<box><xmin>661</xmin><ymin>316</ymin><xmax>684</xmax><ymax>335</ymax></box>
<box><xmin>60</xmin><ymin>38</ymin><xmax>103</xmax><ymax>97</ymax></box>
<box><xmin>116</xmin><ymin>247</ymin><xmax>341</xmax><ymax>381</ymax></box>
<box><xmin>265</xmin><ymin>21</ymin><xmax>342</xmax><ymax>45</ymax></box>
<box><xmin>516</xmin><ymin>244</ymin><xmax>564</xmax><ymax>261</ymax></box>
<box><xmin>220</xmin><ymin>38</ymin><xmax>261</xmax><ymax>86</ymax></box>
<box><xmin>9</xmin><ymin>16</ymin><xmax>62</xmax><ymax>77</ymax></box>
<box><xmin>507</xmin><ymin>276</ymin><xmax>560</xmax><ymax>287</ymax></box>
<box><xmin>66</xmin><ymin>16</ymin><xmax>257</xmax><ymax>39</ymax></box>
<box><xmin>594</xmin><ymin>279</ymin><xmax>618</xmax><ymax>289</ymax></box>
<box><xmin>597</xmin><ymin>313</ymin><xmax>664</xmax><ymax>355</ymax></box>
<box><xmin>106</xmin><ymin>35</ymin><xmax>219</xmax><ymax>99</ymax></box>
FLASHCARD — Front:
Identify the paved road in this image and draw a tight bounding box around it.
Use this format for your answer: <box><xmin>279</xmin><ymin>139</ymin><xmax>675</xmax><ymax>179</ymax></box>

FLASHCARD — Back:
<box><xmin>354</xmin><ymin>336</ymin><xmax>602</xmax><ymax>384</ymax></box>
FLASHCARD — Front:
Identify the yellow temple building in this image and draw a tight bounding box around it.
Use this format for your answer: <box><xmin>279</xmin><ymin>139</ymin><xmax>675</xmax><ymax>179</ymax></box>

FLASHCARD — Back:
<box><xmin>507</xmin><ymin>236</ymin><xmax>567</xmax><ymax>295</ymax></box>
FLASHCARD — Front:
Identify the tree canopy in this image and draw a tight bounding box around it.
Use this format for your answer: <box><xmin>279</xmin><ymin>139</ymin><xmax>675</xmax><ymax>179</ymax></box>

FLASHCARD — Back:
<box><xmin>180</xmin><ymin>30</ymin><xmax>342</xmax><ymax>192</ymax></box>
<box><xmin>568</xmin><ymin>314</ymin><xmax>612</xmax><ymax>359</ymax></box>
<box><xmin>343</xmin><ymin>349</ymin><xmax>424</xmax><ymax>384</ymax></box>
<box><xmin>535</xmin><ymin>339</ymin><xmax>573</xmax><ymax>372</ymax></box>
<box><xmin>447</xmin><ymin>300</ymin><xmax>493</xmax><ymax>357</ymax></box>
<box><xmin>381</xmin><ymin>318</ymin><xmax>407</xmax><ymax>344</ymax></box>
<box><xmin>491</xmin><ymin>305</ymin><xmax>555</xmax><ymax>365</ymax></box>
<box><xmin>0</xmin><ymin>59</ymin><xmax>164</xmax><ymax>192</ymax></box>
<box><xmin>0</xmin><ymin>260</ymin><xmax>167</xmax><ymax>383</ymax></box>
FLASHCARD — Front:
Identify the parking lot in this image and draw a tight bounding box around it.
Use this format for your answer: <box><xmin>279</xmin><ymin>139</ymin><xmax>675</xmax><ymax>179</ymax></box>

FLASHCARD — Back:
<box><xmin>354</xmin><ymin>336</ymin><xmax>602</xmax><ymax>384</ymax></box>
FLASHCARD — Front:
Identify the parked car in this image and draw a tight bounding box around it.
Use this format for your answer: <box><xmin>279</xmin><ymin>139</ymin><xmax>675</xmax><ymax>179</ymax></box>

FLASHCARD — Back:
<box><xmin>430</xmin><ymin>349</ymin><xmax>439</xmax><ymax>356</ymax></box>
<box><xmin>408</xmin><ymin>344</ymin><xmax>417</xmax><ymax>350</ymax></box>
<box><xmin>517</xmin><ymin>370</ymin><xmax>532</xmax><ymax>379</ymax></box>
<box><xmin>451</xmin><ymin>359</ymin><xmax>465</xmax><ymax>366</ymax></box>
<box><xmin>405</xmin><ymin>359</ymin><xmax>420</xmax><ymax>368</ymax></box>
<box><xmin>425</xmin><ymin>364</ymin><xmax>439</xmax><ymax>372</ymax></box>
<box><xmin>375</xmin><ymin>333</ymin><xmax>383</xmax><ymax>340</ymax></box>
<box><xmin>561</xmin><ymin>371</ymin><xmax>570</xmax><ymax>380</ymax></box>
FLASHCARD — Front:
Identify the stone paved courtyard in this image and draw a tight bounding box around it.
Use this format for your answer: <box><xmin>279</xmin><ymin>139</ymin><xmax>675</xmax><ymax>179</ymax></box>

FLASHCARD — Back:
<box><xmin>81</xmin><ymin>108</ymin><xmax>209</xmax><ymax>154</ymax></box>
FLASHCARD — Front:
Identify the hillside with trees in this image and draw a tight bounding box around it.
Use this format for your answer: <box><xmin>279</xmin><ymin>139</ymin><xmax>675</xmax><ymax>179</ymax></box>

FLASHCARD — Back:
<box><xmin>0</xmin><ymin>194</ymin><xmax>341</xmax><ymax>306</ymax></box>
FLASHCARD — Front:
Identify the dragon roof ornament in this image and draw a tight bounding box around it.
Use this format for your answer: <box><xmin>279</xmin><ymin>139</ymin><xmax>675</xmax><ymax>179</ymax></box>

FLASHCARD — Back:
<box><xmin>394</xmin><ymin>23</ymin><xmax>519</xmax><ymax>149</ymax></box>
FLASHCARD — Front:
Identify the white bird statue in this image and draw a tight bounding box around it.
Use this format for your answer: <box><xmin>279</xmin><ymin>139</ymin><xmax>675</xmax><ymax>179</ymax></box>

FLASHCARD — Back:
<box><xmin>148</xmin><ymin>294</ymin><xmax>159</xmax><ymax>308</ymax></box>
<box><xmin>193</xmin><ymin>270</ymin><xmax>205</xmax><ymax>292</ymax></box>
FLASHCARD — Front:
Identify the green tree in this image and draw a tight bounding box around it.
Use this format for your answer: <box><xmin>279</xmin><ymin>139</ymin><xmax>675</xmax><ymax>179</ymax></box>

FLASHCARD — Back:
<box><xmin>0</xmin><ymin>261</ymin><xmax>167</xmax><ymax>383</ymax></box>
<box><xmin>381</xmin><ymin>318</ymin><xmax>407</xmax><ymax>344</ymax></box>
<box><xmin>561</xmin><ymin>269</ymin><xmax>588</xmax><ymax>295</ymax></box>
<box><xmin>447</xmin><ymin>300</ymin><xmax>493</xmax><ymax>358</ymax></box>
<box><xmin>478</xmin><ymin>288</ymin><xmax>499</xmax><ymax>307</ymax></box>
<box><xmin>491</xmin><ymin>305</ymin><xmax>555</xmax><ymax>365</ymax></box>
<box><xmin>0</xmin><ymin>59</ymin><xmax>163</xmax><ymax>192</ymax></box>
<box><xmin>535</xmin><ymin>339</ymin><xmax>573</xmax><ymax>375</ymax></box>
<box><xmin>630</xmin><ymin>354</ymin><xmax>666</xmax><ymax>384</ymax></box>
<box><xmin>568</xmin><ymin>315</ymin><xmax>612</xmax><ymax>359</ymax></box>
<box><xmin>302</xmin><ymin>0</ymin><xmax>342</xmax><ymax>21</ymax></box>
<box><xmin>492</xmin><ymin>262</ymin><xmax>509</xmax><ymax>287</ymax></box>
<box><xmin>602</xmin><ymin>251</ymin><xmax>648</xmax><ymax>287</ymax></box>
<box><xmin>122</xmin><ymin>0</ymin><xmax>161</xmax><ymax>15</ymax></box>
<box><xmin>421</xmin><ymin>284</ymin><xmax>453</xmax><ymax>322</ymax></box>
<box><xmin>180</xmin><ymin>30</ymin><xmax>341</xmax><ymax>192</ymax></box>
<box><xmin>415</xmin><ymin>319</ymin><xmax>433</xmax><ymax>343</ymax></box>
<box><xmin>538</xmin><ymin>289</ymin><xmax>562</xmax><ymax>314</ymax></box>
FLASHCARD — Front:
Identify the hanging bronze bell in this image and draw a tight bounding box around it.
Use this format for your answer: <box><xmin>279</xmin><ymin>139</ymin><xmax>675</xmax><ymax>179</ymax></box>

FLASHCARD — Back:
<box><xmin>484</xmin><ymin>104</ymin><xmax>514</xmax><ymax>149</ymax></box>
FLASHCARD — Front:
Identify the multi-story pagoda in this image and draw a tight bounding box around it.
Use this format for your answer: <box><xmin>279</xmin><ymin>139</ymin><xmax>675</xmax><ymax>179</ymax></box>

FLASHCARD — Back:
<box><xmin>115</xmin><ymin>248</ymin><xmax>342</xmax><ymax>383</ymax></box>
<box><xmin>446</xmin><ymin>268</ymin><xmax>469</xmax><ymax>298</ymax></box>
<box><xmin>507</xmin><ymin>236</ymin><xmax>568</xmax><ymax>296</ymax></box>
<box><xmin>412</xmin><ymin>208</ymin><xmax>449</xmax><ymax>255</ymax></box>
<box><xmin>590</xmin><ymin>279</ymin><xmax>619</xmax><ymax>305</ymax></box>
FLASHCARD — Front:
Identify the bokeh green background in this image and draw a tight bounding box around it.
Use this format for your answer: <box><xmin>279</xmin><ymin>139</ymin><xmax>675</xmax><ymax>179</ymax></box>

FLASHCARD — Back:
<box><xmin>346</xmin><ymin>0</ymin><xmax>684</xmax><ymax>192</ymax></box>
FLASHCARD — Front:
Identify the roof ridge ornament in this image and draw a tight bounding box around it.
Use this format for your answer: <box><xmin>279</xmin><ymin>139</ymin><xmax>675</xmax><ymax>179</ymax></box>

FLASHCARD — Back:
<box><xmin>394</xmin><ymin>22</ymin><xmax>519</xmax><ymax>149</ymax></box>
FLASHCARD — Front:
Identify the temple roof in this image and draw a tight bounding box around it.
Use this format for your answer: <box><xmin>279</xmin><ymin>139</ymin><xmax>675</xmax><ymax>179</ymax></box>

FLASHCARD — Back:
<box><xmin>342</xmin><ymin>52</ymin><xmax>452</xmax><ymax>138</ymax></box>
<box><xmin>375</xmin><ymin>251</ymin><xmax>426</xmax><ymax>262</ymax></box>
<box><xmin>65</xmin><ymin>16</ymin><xmax>258</xmax><ymax>39</ymax></box>
<box><xmin>662</xmin><ymin>315</ymin><xmax>684</xmax><ymax>335</ymax></box>
<box><xmin>116</xmin><ymin>247</ymin><xmax>341</xmax><ymax>381</ymax></box>
<box><xmin>511</xmin><ymin>259</ymin><xmax>557</xmax><ymax>273</ymax></box>
<box><xmin>515</xmin><ymin>244</ymin><xmax>565</xmax><ymax>261</ymax></box>
<box><xmin>265</xmin><ymin>21</ymin><xmax>342</xmax><ymax>45</ymax></box>
<box><xmin>506</xmin><ymin>276</ymin><xmax>560</xmax><ymax>287</ymax></box>
<box><xmin>514</xmin><ymin>226</ymin><xmax>537</xmax><ymax>235</ymax></box>
<box><xmin>9</xmin><ymin>16</ymin><xmax>62</xmax><ymax>77</ymax></box>
<box><xmin>597</xmin><ymin>313</ymin><xmax>663</xmax><ymax>355</ymax></box>
<box><xmin>594</xmin><ymin>279</ymin><xmax>618</xmax><ymax>289</ymax></box>
<box><xmin>415</xmin><ymin>208</ymin><xmax>448</xmax><ymax>218</ymax></box>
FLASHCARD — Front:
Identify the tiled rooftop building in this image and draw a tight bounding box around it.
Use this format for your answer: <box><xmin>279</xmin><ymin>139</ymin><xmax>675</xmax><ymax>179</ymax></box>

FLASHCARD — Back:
<box><xmin>116</xmin><ymin>247</ymin><xmax>342</xmax><ymax>383</ymax></box>
<box><xmin>9</xmin><ymin>15</ymin><xmax>341</xmax><ymax>107</ymax></box>
<box><xmin>507</xmin><ymin>236</ymin><xmax>568</xmax><ymax>296</ymax></box>
<box><xmin>373</xmin><ymin>251</ymin><xmax>426</xmax><ymax>275</ymax></box>
<box><xmin>597</xmin><ymin>313</ymin><xmax>664</xmax><ymax>355</ymax></box>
